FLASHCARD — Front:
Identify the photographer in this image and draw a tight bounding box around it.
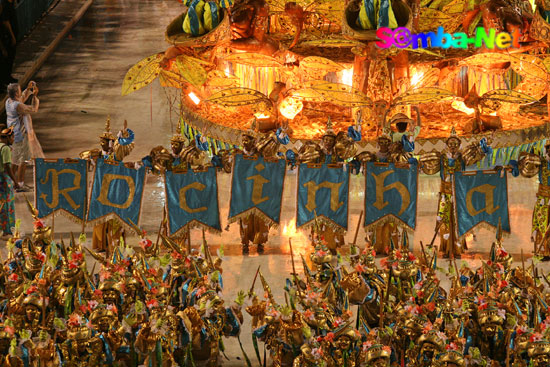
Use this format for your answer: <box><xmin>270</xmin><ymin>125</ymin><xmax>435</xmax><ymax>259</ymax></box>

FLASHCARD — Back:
<box><xmin>5</xmin><ymin>81</ymin><xmax>39</xmax><ymax>192</ymax></box>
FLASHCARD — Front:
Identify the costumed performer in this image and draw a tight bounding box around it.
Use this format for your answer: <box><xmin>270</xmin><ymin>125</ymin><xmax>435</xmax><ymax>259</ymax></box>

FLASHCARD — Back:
<box><xmin>419</xmin><ymin>127</ymin><xmax>492</xmax><ymax>258</ymax></box>
<box><xmin>79</xmin><ymin>117</ymin><xmax>135</xmax><ymax>254</ymax></box>
<box><xmin>0</xmin><ymin>127</ymin><xmax>18</xmax><ymax>236</ymax></box>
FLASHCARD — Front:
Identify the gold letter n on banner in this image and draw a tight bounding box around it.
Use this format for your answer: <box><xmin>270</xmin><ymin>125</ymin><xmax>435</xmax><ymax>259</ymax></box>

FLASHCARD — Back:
<box><xmin>179</xmin><ymin>182</ymin><xmax>207</xmax><ymax>213</ymax></box>
<box><xmin>371</xmin><ymin>170</ymin><xmax>410</xmax><ymax>215</ymax></box>
<box><xmin>303</xmin><ymin>181</ymin><xmax>344</xmax><ymax>212</ymax></box>
<box><xmin>466</xmin><ymin>184</ymin><xmax>499</xmax><ymax>216</ymax></box>
<box><xmin>40</xmin><ymin>169</ymin><xmax>81</xmax><ymax>210</ymax></box>
<box><xmin>97</xmin><ymin>174</ymin><xmax>135</xmax><ymax>209</ymax></box>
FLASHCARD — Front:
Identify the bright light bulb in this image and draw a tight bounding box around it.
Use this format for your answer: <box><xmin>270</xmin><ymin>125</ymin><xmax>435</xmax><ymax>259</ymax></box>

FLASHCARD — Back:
<box><xmin>341</xmin><ymin>68</ymin><xmax>354</xmax><ymax>87</ymax></box>
<box><xmin>254</xmin><ymin>113</ymin><xmax>270</xmax><ymax>119</ymax></box>
<box><xmin>410</xmin><ymin>72</ymin><xmax>424</xmax><ymax>87</ymax></box>
<box><xmin>451</xmin><ymin>100</ymin><xmax>475</xmax><ymax>115</ymax></box>
<box><xmin>279</xmin><ymin>97</ymin><xmax>303</xmax><ymax>120</ymax></box>
<box><xmin>188</xmin><ymin>92</ymin><xmax>200</xmax><ymax>105</ymax></box>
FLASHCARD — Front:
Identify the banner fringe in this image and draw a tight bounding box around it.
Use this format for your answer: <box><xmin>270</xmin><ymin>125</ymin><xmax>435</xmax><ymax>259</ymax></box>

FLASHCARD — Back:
<box><xmin>85</xmin><ymin>214</ymin><xmax>141</xmax><ymax>236</ymax></box>
<box><xmin>228</xmin><ymin>208</ymin><xmax>279</xmax><ymax>229</ymax></box>
<box><xmin>298</xmin><ymin>215</ymin><xmax>346</xmax><ymax>233</ymax></box>
<box><xmin>39</xmin><ymin>210</ymin><xmax>85</xmax><ymax>226</ymax></box>
<box><xmin>364</xmin><ymin>215</ymin><xmax>414</xmax><ymax>234</ymax></box>
<box><xmin>457</xmin><ymin>221</ymin><xmax>511</xmax><ymax>243</ymax></box>
<box><xmin>170</xmin><ymin>220</ymin><xmax>222</xmax><ymax>238</ymax></box>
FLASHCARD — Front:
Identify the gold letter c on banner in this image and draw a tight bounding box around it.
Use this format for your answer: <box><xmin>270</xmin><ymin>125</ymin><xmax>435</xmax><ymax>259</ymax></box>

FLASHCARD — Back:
<box><xmin>179</xmin><ymin>182</ymin><xmax>207</xmax><ymax>213</ymax></box>
<box><xmin>466</xmin><ymin>184</ymin><xmax>499</xmax><ymax>216</ymax></box>
<box><xmin>97</xmin><ymin>174</ymin><xmax>135</xmax><ymax>209</ymax></box>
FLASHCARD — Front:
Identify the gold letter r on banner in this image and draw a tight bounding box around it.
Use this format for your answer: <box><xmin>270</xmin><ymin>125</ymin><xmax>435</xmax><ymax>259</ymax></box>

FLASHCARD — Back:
<box><xmin>466</xmin><ymin>184</ymin><xmax>499</xmax><ymax>216</ymax></box>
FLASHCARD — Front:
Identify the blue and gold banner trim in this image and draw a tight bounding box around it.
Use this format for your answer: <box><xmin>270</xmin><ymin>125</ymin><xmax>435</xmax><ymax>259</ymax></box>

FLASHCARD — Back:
<box><xmin>364</xmin><ymin>162</ymin><xmax>418</xmax><ymax>231</ymax></box>
<box><xmin>34</xmin><ymin>158</ymin><xmax>88</xmax><ymax>223</ymax></box>
<box><xmin>228</xmin><ymin>154</ymin><xmax>286</xmax><ymax>227</ymax></box>
<box><xmin>87</xmin><ymin>158</ymin><xmax>147</xmax><ymax>230</ymax></box>
<box><xmin>453</xmin><ymin>169</ymin><xmax>511</xmax><ymax>240</ymax></box>
<box><xmin>296</xmin><ymin>163</ymin><xmax>350</xmax><ymax>231</ymax></box>
<box><xmin>165</xmin><ymin>166</ymin><xmax>221</xmax><ymax>237</ymax></box>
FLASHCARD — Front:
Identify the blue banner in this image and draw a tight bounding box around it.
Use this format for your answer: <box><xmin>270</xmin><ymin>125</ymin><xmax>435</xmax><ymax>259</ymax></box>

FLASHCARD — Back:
<box><xmin>34</xmin><ymin>158</ymin><xmax>88</xmax><ymax>222</ymax></box>
<box><xmin>454</xmin><ymin>170</ymin><xmax>510</xmax><ymax>238</ymax></box>
<box><xmin>87</xmin><ymin>159</ymin><xmax>146</xmax><ymax>227</ymax></box>
<box><xmin>228</xmin><ymin>154</ymin><xmax>286</xmax><ymax>225</ymax></box>
<box><xmin>297</xmin><ymin>163</ymin><xmax>349</xmax><ymax>230</ymax></box>
<box><xmin>165</xmin><ymin>167</ymin><xmax>221</xmax><ymax>235</ymax></box>
<box><xmin>364</xmin><ymin>162</ymin><xmax>418</xmax><ymax>230</ymax></box>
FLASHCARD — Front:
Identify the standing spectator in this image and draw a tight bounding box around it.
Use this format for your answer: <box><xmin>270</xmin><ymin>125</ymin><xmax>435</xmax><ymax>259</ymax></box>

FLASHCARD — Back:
<box><xmin>0</xmin><ymin>0</ymin><xmax>17</xmax><ymax>86</ymax></box>
<box><xmin>0</xmin><ymin>127</ymin><xmax>19</xmax><ymax>237</ymax></box>
<box><xmin>6</xmin><ymin>82</ymin><xmax>38</xmax><ymax>191</ymax></box>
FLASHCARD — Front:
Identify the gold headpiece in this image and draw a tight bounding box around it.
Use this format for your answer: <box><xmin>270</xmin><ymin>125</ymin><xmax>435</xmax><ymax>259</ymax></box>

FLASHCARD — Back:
<box><xmin>478</xmin><ymin>305</ymin><xmax>504</xmax><ymax>326</ymax></box>
<box><xmin>67</xmin><ymin>326</ymin><xmax>92</xmax><ymax>340</ymax></box>
<box><xmin>100</xmin><ymin>117</ymin><xmax>116</xmax><ymax>141</ymax></box>
<box><xmin>446</xmin><ymin>126</ymin><xmax>460</xmax><ymax>144</ymax></box>
<box><xmin>23</xmin><ymin>294</ymin><xmax>44</xmax><ymax>309</ymax></box>
<box><xmin>90</xmin><ymin>307</ymin><xmax>116</xmax><ymax>323</ymax></box>
<box><xmin>365</xmin><ymin>345</ymin><xmax>391</xmax><ymax>362</ymax></box>
<box><xmin>439</xmin><ymin>351</ymin><xmax>465</xmax><ymax>367</ymax></box>
<box><xmin>390</xmin><ymin>113</ymin><xmax>413</xmax><ymax>125</ymax></box>
<box><xmin>171</xmin><ymin>121</ymin><xmax>189</xmax><ymax>144</ymax></box>
<box><xmin>323</xmin><ymin>117</ymin><xmax>336</xmax><ymax>138</ymax></box>
<box><xmin>418</xmin><ymin>331</ymin><xmax>445</xmax><ymax>351</ymax></box>
<box><xmin>378</xmin><ymin>128</ymin><xmax>392</xmax><ymax>142</ymax></box>
<box><xmin>310</xmin><ymin>244</ymin><xmax>332</xmax><ymax>265</ymax></box>
<box><xmin>528</xmin><ymin>340</ymin><xmax>550</xmax><ymax>357</ymax></box>
<box><xmin>334</xmin><ymin>324</ymin><xmax>360</xmax><ymax>341</ymax></box>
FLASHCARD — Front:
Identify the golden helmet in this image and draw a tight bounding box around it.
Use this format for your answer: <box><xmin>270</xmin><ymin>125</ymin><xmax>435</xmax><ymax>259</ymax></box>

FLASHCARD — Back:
<box><xmin>23</xmin><ymin>294</ymin><xmax>44</xmax><ymax>309</ymax></box>
<box><xmin>418</xmin><ymin>331</ymin><xmax>445</xmax><ymax>351</ymax></box>
<box><xmin>31</xmin><ymin>226</ymin><xmax>52</xmax><ymax>244</ymax></box>
<box><xmin>334</xmin><ymin>324</ymin><xmax>360</xmax><ymax>341</ymax></box>
<box><xmin>438</xmin><ymin>350</ymin><xmax>465</xmax><ymax>367</ymax></box>
<box><xmin>310</xmin><ymin>244</ymin><xmax>332</xmax><ymax>265</ymax></box>
<box><xmin>170</xmin><ymin>133</ymin><xmax>188</xmax><ymax>144</ymax></box>
<box><xmin>478</xmin><ymin>306</ymin><xmax>504</xmax><ymax>326</ymax></box>
<box><xmin>100</xmin><ymin>118</ymin><xmax>116</xmax><ymax>141</ymax></box>
<box><xmin>90</xmin><ymin>307</ymin><xmax>116</xmax><ymax>323</ymax></box>
<box><xmin>528</xmin><ymin>340</ymin><xmax>550</xmax><ymax>358</ymax></box>
<box><xmin>392</xmin><ymin>260</ymin><xmax>418</xmax><ymax>280</ymax></box>
<box><xmin>67</xmin><ymin>326</ymin><xmax>92</xmax><ymax>341</ymax></box>
<box><xmin>390</xmin><ymin>113</ymin><xmax>413</xmax><ymax>127</ymax></box>
<box><xmin>365</xmin><ymin>344</ymin><xmax>391</xmax><ymax>363</ymax></box>
<box><xmin>99</xmin><ymin>279</ymin><xmax>121</xmax><ymax>293</ymax></box>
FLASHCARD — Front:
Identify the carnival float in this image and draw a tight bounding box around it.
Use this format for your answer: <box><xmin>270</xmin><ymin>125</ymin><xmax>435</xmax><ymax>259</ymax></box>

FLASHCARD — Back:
<box><xmin>124</xmin><ymin>0</ymin><xmax>550</xmax><ymax>161</ymax></box>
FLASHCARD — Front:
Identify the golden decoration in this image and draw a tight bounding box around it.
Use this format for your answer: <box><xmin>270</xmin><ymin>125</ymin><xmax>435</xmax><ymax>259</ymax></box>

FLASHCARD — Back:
<box><xmin>159</xmin><ymin>69</ymin><xmax>186</xmax><ymax>88</ymax></box>
<box><xmin>417</xmin><ymin>8</ymin><xmax>462</xmax><ymax>33</ymax></box>
<box><xmin>303</xmin><ymin>81</ymin><xmax>373</xmax><ymax>107</ymax></box>
<box><xmin>175</xmin><ymin>55</ymin><xmax>208</xmax><ymax>88</ymax></box>
<box><xmin>121</xmin><ymin>53</ymin><xmax>163</xmax><ymax>96</ymax></box>
<box><xmin>393</xmin><ymin>87</ymin><xmax>455</xmax><ymax>105</ymax></box>
<box><xmin>205</xmin><ymin>87</ymin><xmax>273</xmax><ymax>108</ymax></box>
<box><xmin>225</xmin><ymin>53</ymin><xmax>283</xmax><ymax>68</ymax></box>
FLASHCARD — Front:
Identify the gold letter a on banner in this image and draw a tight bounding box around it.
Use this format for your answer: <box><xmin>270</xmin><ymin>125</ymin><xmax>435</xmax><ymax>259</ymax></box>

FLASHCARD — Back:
<box><xmin>466</xmin><ymin>184</ymin><xmax>499</xmax><ymax>216</ymax></box>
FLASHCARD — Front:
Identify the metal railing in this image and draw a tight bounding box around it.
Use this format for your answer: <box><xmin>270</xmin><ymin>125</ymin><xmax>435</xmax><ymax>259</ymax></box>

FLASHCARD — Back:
<box><xmin>15</xmin><ymin>0</ymin><xmax>55</xmax><ymax>41</ymax></box>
